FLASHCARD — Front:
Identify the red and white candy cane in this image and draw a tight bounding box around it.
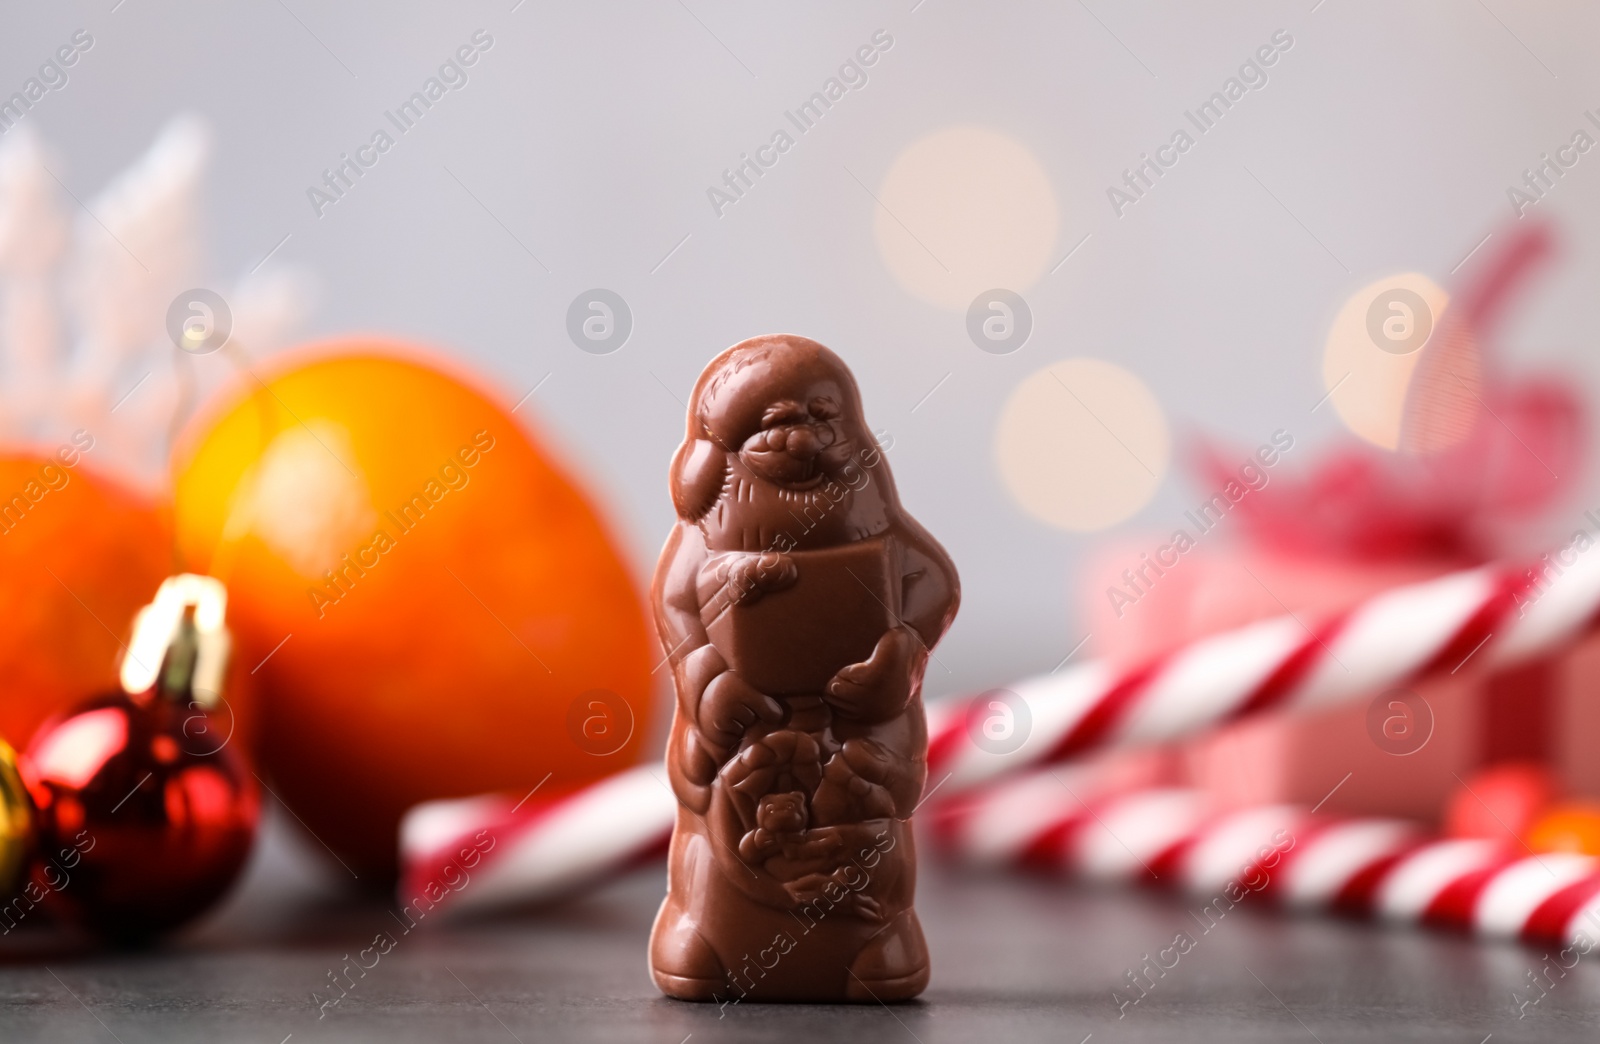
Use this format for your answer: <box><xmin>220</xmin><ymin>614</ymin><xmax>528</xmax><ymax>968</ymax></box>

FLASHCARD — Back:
<box><xmin>397</xmin><ymin>765</ymin><xmax>675</xmax><ymax>919</ymax></box>
<box><xmin>933</xmin><ymin>774</ymin><xmax>1600</xmax><ymax>948</ymax></box>
<box><xmin>926</xmin><ymin>543</ymin><xmax>1600</xmax><ymax>797</ymax></box>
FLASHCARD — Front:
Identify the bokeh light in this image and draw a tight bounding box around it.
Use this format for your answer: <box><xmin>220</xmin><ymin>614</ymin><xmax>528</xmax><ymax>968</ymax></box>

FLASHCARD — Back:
<box><xmin>874</xmin><ymin>126</ymin><xmax>1059</xmax><ymax>312</ymax></box>
<box><xmin>1321</xmin><ymin>273</ymin><xmax>1465</xmax><ymax>452</ymax></box>
<box><xmin>994</xmin><ymin>357</ymin><xmax>1169</xmax><ymax>532</ymax></box>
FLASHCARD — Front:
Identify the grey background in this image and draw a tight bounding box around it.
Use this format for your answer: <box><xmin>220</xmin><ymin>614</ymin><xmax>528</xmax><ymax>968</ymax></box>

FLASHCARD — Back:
<box><xmin>6</xmin><ymin>0</ymin><xmax>1600</xmax><ymax>697</ymax></box>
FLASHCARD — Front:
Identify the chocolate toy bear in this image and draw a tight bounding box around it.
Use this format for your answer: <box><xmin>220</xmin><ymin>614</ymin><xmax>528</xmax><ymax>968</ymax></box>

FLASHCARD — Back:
<box><xmin>649</xmin><ymin>334</ymin><xmax>959</xmax><ymax>1003</ymax></box>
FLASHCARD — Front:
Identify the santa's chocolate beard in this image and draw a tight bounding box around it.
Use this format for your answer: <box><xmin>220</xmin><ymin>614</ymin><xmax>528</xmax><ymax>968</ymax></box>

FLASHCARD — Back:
<box><xmin>710</xmin><ymin>469</ymin><xmax>860</xmax><ymax>551</ymax></box>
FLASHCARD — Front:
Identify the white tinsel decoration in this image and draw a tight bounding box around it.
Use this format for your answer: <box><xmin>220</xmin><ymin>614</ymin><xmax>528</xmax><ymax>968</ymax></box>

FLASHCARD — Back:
<box><xmin>0</xmin><ymin>116</ymin><xmax>309</xmax><ymax>489</ymax></box>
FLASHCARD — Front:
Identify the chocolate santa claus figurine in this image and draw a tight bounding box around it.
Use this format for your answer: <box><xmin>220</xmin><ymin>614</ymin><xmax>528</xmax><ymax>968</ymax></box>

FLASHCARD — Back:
<box><xmin>649</xmin><ymin>334</ymin><xmax>959</xmax><ymax>1003</ymax></box>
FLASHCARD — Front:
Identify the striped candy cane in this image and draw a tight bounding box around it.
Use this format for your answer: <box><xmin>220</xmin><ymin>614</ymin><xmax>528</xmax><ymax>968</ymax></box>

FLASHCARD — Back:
<box><xmin>397</xmin><ymin>765</ymin><xmax>675</xmax><ymax>919</ymax></box>
<box><xmin>934</xmin><ymin>774</ymin><xmax>1600</xmax><ymax>949</ymax></box>
<box><xmin>927</xmin><ymin>541</ymin><xmax>1600</xmax><ymax>796</ymax></box>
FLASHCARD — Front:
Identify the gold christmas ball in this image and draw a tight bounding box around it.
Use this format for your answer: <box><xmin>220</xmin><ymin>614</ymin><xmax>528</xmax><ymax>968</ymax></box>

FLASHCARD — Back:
<box><xmin>0</xmin><ymin>737</ymin><xmax>31</xmax><ymax>895</ymax></box>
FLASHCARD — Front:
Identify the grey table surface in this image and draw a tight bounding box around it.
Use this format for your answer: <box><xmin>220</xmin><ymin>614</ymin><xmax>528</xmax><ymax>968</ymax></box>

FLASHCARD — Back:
<box><xmin>2</xmin><ymin>813</ymin><xmax>1597</xmax><ymax>1043</ymax></box>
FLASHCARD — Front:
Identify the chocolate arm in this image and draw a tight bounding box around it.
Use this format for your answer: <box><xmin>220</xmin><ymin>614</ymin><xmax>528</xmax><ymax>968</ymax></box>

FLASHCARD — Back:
<box><xmin>895</xmin><ymin>515</ymin><xmax>960</xmax><ymax>651</ymax></box>
<box><xmin>653</xmin><ymin>523</ymin><xmax>720</xmax><ymax>812</ymax></box>
<box><xmin>653</xmin><ymin>522</ymin><xmax>714</xmax><ymax>707</ymax></box>
<box><xmin>896</xmin><ymin>522</ymin><xmax>952</xmax><ymax>817</ymax></box>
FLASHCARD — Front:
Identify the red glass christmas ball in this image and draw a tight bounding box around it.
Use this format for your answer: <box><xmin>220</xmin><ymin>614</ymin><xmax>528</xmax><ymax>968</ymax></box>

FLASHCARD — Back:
<box><xmin>21</xmin><ymin>690</ymin><xmax>258</xmax><ymax>940</ymax></box>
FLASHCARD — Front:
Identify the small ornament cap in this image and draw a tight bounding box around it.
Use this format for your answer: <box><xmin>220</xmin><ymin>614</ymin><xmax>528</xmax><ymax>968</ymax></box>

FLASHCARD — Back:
<box><xmin>120</xmin><ymin>573</ymin><xmax>231</xmax><ymax>708</ymax></box>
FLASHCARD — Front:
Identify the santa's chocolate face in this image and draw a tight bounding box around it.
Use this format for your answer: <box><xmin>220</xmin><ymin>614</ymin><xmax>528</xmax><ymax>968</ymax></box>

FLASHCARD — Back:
<box><xmin>677</xmin><ymin>337</ymin><xmax>893</xmax><ymax>552</ymax></box>
<box><xmin>736</xmin><ymin>396</ymin><xmax>841</xmax><ymax>489</ymax></box>
<box><xmin>703</xmin><ymin>350</ymin><xmax>862</xmax><ymax>490</ymax></box>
